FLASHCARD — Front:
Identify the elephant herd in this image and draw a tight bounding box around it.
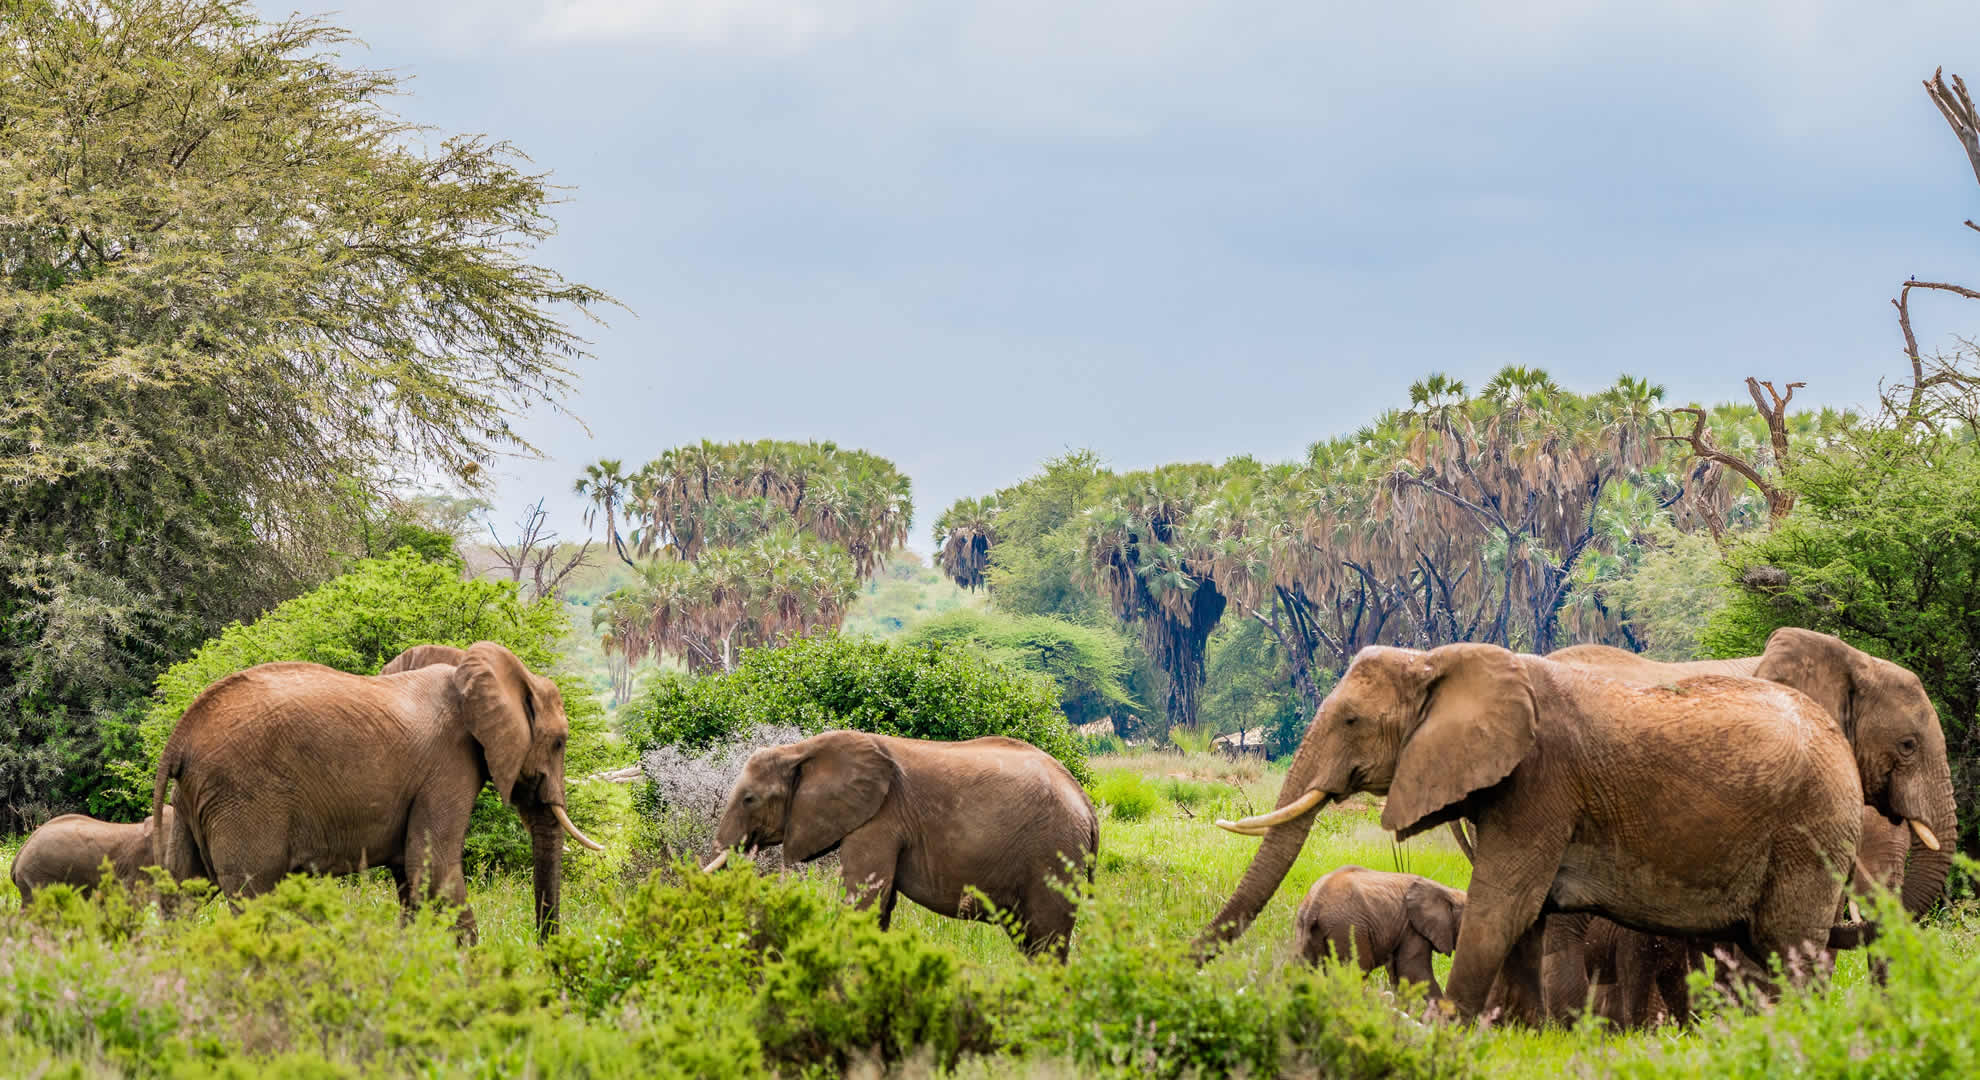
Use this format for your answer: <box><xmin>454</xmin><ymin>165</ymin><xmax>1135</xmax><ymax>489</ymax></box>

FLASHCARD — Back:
<box><xmin>7</xmin><ymin>626</ymin><xmax>1955</xmax><ymax>1034</ymax></box>
<box><xmin>1209</xmin><ymin>627</ymin><xmax>1956</xmax><ymax>1027</ymax></box>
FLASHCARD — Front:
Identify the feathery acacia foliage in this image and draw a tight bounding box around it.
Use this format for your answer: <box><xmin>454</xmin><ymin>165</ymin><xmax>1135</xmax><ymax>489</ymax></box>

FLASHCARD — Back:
<box><xmin>0</xmin><ymin>0</ymin><xmax>607</xmax><ymax>821</ymax></box>
<box><xmin>585</xmin><ymin>441</ymin><xmax>911</xmax><ymax>673</ymax></box>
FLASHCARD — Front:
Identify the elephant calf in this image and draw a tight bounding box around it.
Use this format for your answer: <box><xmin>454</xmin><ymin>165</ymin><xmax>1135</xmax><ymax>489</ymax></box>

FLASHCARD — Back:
<box><xmin>1294</xmin><ymin>866</ymin><xmax>1465</xmax><ymax>999</ymax></box>
<box><xmin>12</xmin><ymin>808</ymin><xmax>181</xmax><ymax>904</ymax></box>
<box><xmin>705</xmin><ymin>730</ymin><xmax>1099</xmax><ymax>958</ymax></box>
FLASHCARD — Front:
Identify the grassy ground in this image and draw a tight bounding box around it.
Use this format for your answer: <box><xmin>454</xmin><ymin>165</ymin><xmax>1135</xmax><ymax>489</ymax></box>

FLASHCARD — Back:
<box><xmin>3</xmin><ymin>751</ymin><xmax>1975</xmax><ymax>1077</ymax></box>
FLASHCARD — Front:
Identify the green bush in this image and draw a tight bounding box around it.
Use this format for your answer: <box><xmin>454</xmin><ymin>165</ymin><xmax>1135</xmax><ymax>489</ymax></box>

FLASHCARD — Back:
<box><xmin>903</xmin><ymin>608</ymin><xmax>1142</xmax><ymax>728</ymax></box>
<box><xmin>114</xmin><ymin>550</ymin><xmax>627</xmax><ymax>873</ymax></box>
<box><xmin>1091</xmin><ymin>769</ymin><xmax>1160</xmax><ymax>823</ymax></box>
<box><xmin>622</xmin><ymin>633</ymin><xmax>1087</xmax><ymax>784</ymax></box>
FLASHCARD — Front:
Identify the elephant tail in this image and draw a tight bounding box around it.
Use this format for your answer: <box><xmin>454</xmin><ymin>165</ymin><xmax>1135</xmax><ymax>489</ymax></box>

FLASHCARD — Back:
<box><xmin>1086</xmin><ymin>817</ymin><xmax>1099</xmax><ymax>885</ymax></box>
<box><xmin>150</xmin><ymin>743</ymin><xmax>182</xmax><ymax>872</ymax></box>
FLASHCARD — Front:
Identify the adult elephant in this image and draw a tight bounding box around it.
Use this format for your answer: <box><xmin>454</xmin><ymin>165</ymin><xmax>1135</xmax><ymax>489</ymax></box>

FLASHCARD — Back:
<box><xmin>704</xmin><ymin>730</ymin><xmax>1098</xmax><ymax>958</ymax></box>
<box><xmin>1550</xmin><ymin>627</ymin><xmax>1956</xmax><ymax>913</ymax></box>
<box><xmin>150</xmin><ymin>642</ymin><xmax>602</xmax><ymax>941</ymax></box>
<box><xmin>1197</xmin><ymin>643</ymin><xmax>1864</xmax><ymax>1021</ymax></box>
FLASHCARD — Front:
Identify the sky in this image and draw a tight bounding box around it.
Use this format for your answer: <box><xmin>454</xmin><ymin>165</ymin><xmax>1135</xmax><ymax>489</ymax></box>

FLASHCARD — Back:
<box><xmin>301</xmin><ymin>1</ymin><xmax>1980</xmax><ymax>551</ymax></box>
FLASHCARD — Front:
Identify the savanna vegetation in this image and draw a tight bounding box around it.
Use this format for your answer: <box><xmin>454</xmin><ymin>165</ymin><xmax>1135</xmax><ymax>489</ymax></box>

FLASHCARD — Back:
<box><xmin>9</xmin><ymin>0</ymin><xmax>1980</xmax><ymax>1076</ymax></box>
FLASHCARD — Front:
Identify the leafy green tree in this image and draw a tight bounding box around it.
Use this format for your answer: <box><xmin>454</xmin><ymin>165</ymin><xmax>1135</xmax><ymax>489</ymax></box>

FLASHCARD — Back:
<box><xmin>903</xmin><ymin>609</ymin><xmax>1141</xmax><ymax>729</ymax></box>
<box><xmin>0</xmin><ymin>0</ymin><xmax>608</xmax><ymax>822</ymax></box>
<box><xmin>621</xmin><ymin>634</ymin><xmax>1086</xmax><ymax>784</ymax></box>
<box><xmin>1706</xmin><ymin>416</ymin><xmax>1980</xmax><ymax>852</ymax></box>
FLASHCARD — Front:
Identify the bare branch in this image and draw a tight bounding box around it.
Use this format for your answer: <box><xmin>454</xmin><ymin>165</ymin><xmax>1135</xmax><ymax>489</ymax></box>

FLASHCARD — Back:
<box><xmin>1926</xmin><ymin>67</ymin><xmax>1980</xmax><ymax>190</ymax></box>
<box><xmin>1657</xmin><ymin>405</ymin><xmax>1795</xmax><ymax>522</ymax></box>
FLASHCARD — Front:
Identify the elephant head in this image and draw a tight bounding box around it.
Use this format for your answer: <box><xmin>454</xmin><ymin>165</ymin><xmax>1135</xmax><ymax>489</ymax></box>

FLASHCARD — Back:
<box><xmin>1199</xmin><ymin>643</ymin><xmax>1534</xmax><ymax>949</ymax></box>
<box><xmin>396</xmin><ymin>641</ymin><xmax>602</xmax><ymax>937</ymax></box>
<box><xmin>1751</xmin><ymin>628</ymin><xmax>1956</xmax><ymax>915</ymax></box>
<box><xmin>1403</xmin><ymin>878</ymin><xmax>1466</xmax><ymax>956</ymax></box>
<box><xmin>704</xmin><ymin>730</ymin><xmax>895</xmax><ymax>870</ymax></box>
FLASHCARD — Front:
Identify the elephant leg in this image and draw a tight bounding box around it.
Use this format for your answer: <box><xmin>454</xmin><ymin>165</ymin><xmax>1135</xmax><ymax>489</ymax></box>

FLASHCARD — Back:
<box><xmin>1615</xmin><ymin>936</ymin><xmax>1660</xmax><ymax>1029</ymax></box>
<box><xmin>1019</xmin><ymin>882</ymin><xmax>1079</xmax><ymax>962</ymax></box>
<box><xmin>837</xmin><ymin>829</ymin><xmax>899</xmax><ymax>929</ymax></box>
<box><xmin>1654</xmin><ymin>951</ymin><xmax>1695</xmax><ymax>1028</ymax></box>
<box><xmin>404</xmin><ymin>803</ymin><xmax>475</xmax><ymax>943</ymax></box>
<box><xmin>1543</xmin><ymin>913</ymin><xmax>1593</xmax><ymax>1024</ymax></box>
<box><xmin>1393</xmin><ymin>931</ymin><xmax>1443</xmax><ymax>999</ymax></box>
<box><xmin>1446</xmin><ymin>817</ymin><xmax>1569</xmax><ymax>1020</ymax></box>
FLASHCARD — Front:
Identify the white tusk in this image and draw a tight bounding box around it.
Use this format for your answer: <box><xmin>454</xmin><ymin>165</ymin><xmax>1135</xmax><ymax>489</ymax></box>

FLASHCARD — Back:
<box><xmin>1216</xmin><ymin>819</ymin><xmax>1273</xmax><ymax>836</ymax></box>
<box><xmin>1909</xmin><ymin>818</ymin><xmax>1942</xmax><ymax>852</ymax></box>
<box><xmin>1218</xmin><ymin>789</ymin><xmax>1328</xmax><ymax>834</ymax></box>
<box><xmin>552</xmin><ymin>804</ymin><xmax>605</xmax><ymax>852</ymax></box>
<box><xmin>702</xmin><ymin>848</ymin><xmax>730</xmax><ymax>873</ymax></box>
<box><xmin>1847</xmin><ymin>899</ymin><xmax>1863</xmax><ymax>923</ymax></box>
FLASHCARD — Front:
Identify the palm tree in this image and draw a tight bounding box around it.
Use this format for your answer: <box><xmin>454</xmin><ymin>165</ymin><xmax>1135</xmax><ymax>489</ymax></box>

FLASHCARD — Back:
<box><xmin>574</xmin><ymin>458</ymin><xmax>639</xmax><ymax>569</ymax></box>
<box><xmin>932</xmin><ymin>496</ymin><xmax>999</xmax><ymax>590</ymax></box>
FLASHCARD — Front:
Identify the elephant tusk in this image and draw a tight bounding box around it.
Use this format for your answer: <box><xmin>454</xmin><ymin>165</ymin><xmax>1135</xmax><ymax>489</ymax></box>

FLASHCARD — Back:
<box><xmin>1909</xmin><ymin>818</ymin><xmax>1942</xmax><ymax>852</ymax></box>
<box><xmin>703</xmin><ymin>848</ymin><xmax>729</xmax><ymax>873</ymax></box>
<box><xmin>1215</xmin><ymin>819</ymin><xmax>1273</xmax><ymax>837</ymax></box>
<box><xmin>1218</xmin><ymin>789</ymin><xmax>1328</xmax><ymax>834</ymax></box>
<box><xmin>1848</xmin><ymin>899</ymin><xmax>1864</xmax><ymax>923</ymax></box>
<box><xmin>552</xmin><ymin>804</ymin><xmax>605</xmax><ymax>852</ymax></box>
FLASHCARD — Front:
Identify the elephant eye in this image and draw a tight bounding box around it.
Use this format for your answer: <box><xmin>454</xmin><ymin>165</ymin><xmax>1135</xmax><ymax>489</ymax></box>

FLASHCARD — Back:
<box><xmin>1899</xmin><ymin>737</ymin><xmax>1919</xmax><ymax>754</ymax></box>
<box><xmin>1341</xmin><ymin>713</ymin><xmax>1357</xmax><ymax>727</ymax></box>
<box><xmin>743</xmin><ymin>793</ymin><xmax>756</xmax><ymax>804</ymax></box>
<box><xmin>552</xmin><ymin>736</ymin><xmax>566</xmax><ymax>752</ymax></box>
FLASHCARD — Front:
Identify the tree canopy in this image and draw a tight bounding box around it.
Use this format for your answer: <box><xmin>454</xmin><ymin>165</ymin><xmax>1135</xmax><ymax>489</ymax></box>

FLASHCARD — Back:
<box><xmin>582</xmin><ymin>440</ymin><xmax>912</xmax><ymax>673</ymax></box>
<box><xmin>0</xmin><ymin>0</ymin><xmax>607</xmax><ymax>822</ymax></box>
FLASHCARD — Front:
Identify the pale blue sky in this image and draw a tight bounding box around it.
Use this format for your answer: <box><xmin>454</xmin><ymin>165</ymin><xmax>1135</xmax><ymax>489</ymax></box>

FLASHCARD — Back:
<box><xmin>308</xmin><ymin>1</ymin><xmax>1980</xmax><ymax>549</ymax></box>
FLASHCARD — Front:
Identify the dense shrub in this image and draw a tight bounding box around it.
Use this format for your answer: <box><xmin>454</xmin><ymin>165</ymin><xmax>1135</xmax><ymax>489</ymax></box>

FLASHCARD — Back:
<box><xmin>903</xmin><ymin>608</ymin><xmax>1143</xmax><ymax>728</ymax></box>
<box><xmin>621</xmin><ymin>633</ymin><xmax>1087</xmax><ymax>783</ymax></box>
<box><xmin>1092</xmin><ymin>769</ymin><xmax>1161</xmax><ymax>823</ymax></box>
<box><xmin>114</xmin><ymin>550</ymin><xmax>627</xmax><ymax>874</ymax></box>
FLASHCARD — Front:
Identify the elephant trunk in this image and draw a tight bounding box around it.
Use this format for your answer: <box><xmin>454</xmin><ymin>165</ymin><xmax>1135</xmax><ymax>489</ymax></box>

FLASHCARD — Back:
<box><xmin>1193</xmin><ymin>735</ymin><xmax>1327</xmax><ymax>957</ymax></box>
<box><xmin>1899</xmin><ymin>764</ymin><xmax>1958</xmax><ymax>918</ymax></box>
<box><xmin>528</xmin><ymin>806</ymin><xmax>564</xmax><ymax>941</ymax></box>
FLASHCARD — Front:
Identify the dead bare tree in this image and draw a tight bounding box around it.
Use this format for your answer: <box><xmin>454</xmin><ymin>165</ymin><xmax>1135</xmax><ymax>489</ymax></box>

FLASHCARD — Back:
<box><xmin>487</xmin><ymin>499</ymin><xmax>593</xmax><ymax>601</ymax></box>
<box><xmin>1889</xmin><ymin>69</ymin><xmax>1980</xmax><ymax>425</ymax></box>
<box><xmin>1656</xmin><ymin>376</ymin><xmax>1802</xmax><ymax>534</ymax></box>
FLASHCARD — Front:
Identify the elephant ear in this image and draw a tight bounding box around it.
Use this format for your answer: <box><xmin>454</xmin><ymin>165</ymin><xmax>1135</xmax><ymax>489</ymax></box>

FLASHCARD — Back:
<box><xmin>1382</xmin><ymin>643</ymin><xmax>1537</xmax><ymax>839</ymax></box>
<box><xmin>1752</xmin><ymin>628</ymin><xmax>1855</xmax><ymax>737</ymax></box>
<box><xmin>784</xmin><ymin>731</ymin><xmax>895</xmax><ymax>863</ymax></box>
<box><xmin>452</xmin><ymin>642</ymin><xmax>536</xmax><ymax>804</ymax></box>
<box><xmin>1405</xmin><ymin>879</ymin><xmax>1465</xmax><ymax>955</ymax></box>
<box><xmin>381</xmin><ymin>644</ymin><xmax>469</xmax><ymax>676</ymax></box>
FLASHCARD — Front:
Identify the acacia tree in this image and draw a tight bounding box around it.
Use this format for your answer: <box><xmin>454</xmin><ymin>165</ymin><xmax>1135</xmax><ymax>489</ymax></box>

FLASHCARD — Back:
<box><xmin>0</xmin><ymin>1</ymin><xmax>608</xmax><ymax>817</ymax></box>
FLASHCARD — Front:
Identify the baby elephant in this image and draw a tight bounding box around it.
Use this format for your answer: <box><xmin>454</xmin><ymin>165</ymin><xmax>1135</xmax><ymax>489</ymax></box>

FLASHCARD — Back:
<box><xmin>705</xmin><ymin>730</ymin><xmax>1099</xmax><ymax>958</ymax></box>
<box><xmin>12</xmin><ymin>808</ymin><xmax>178</xmax><ymax>904</ymax></box>
<box><xmin>1294</xmin><ymin>866</ymin><xmax>1465</xmax><ymax>998</ymax></box>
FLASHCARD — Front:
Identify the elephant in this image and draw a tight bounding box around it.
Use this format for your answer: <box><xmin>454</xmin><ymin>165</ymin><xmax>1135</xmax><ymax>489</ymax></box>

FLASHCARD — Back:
<box><xmin>1198</xmin><ymin>642</ymin><xmax>1865</xmax><ymax>1021</ymax></box>
<box><xmin>12</xmin><ymin>808</ymin><xmax>188</xmax><ymax>904</ymax></box>
<box><xmin>1565</xmin><ymin>803</ymin><xmax>1911</xmax><ymax>1029</ymax></box>
<box><xmin>149</xmin><ymin>641</ymin><xmax>601</xmax><ymax>942</ymax></box>
<box><xmin>704</xmin><ymin>730</ymin><xmax>1099</xmax><ymax>959</ymax></box>
<box><xmin>1535</xmin><ymin>630</ymin><xmax>1957</xmax><ymax>1026</ymax></box>
<box><xmin>1293</xmin><ymin>866</ymin><xmax>1465</xmax><ymax>999</ymax></box>
<box><xmin>1549</xmin><ymin>627</ymin><xmax>1957</xmax><ymax>915</ymax></box>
